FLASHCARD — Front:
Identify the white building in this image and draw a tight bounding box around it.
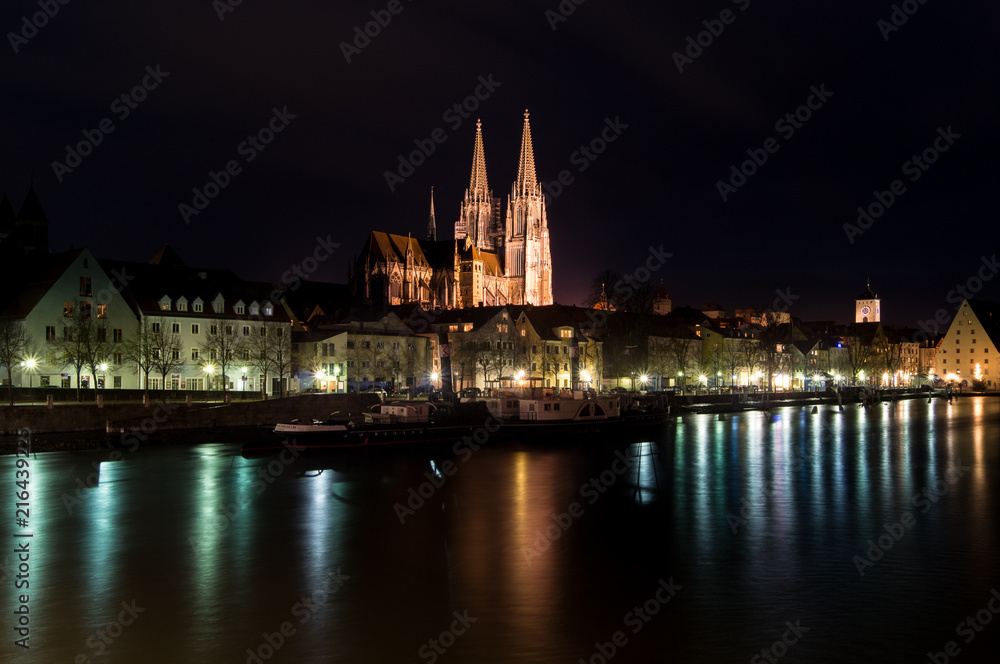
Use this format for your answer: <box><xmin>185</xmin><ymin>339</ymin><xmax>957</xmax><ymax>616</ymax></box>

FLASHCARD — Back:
<box><xmin>935</xmin><ymin>299</ymin><xmax>1000</xmax><ymax>388</ymax></box>
<box><xmin>2</xmin><ymin>245</ymin><xmax>293</xmax><ymax>395</ymax></box>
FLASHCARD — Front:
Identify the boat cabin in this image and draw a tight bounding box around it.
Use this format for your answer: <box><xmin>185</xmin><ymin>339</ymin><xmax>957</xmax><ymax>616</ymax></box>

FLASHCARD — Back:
<box><xmin>378</xmin><ymin>401</ymin><xmax>434</xmax><ymax>423</ymax></box>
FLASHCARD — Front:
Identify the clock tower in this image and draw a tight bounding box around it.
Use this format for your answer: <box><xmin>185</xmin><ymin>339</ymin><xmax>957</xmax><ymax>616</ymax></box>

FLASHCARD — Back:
<box><xmin>855</xmin><ymin>283</ymin><xmax>880</xmax><ymax>323</ymax></box>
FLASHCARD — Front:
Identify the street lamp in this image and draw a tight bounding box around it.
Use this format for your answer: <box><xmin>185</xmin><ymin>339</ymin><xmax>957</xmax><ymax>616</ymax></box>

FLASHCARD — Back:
<box><xmin>20</xmin><ymin>357</ymin><xmax>38</xmax><ymax>389</ymax></box>
<box><xmin>430</xmin><ymin>371</ymin><xmax>439</xmax><ymax>389</ymax></box>
<box><xmin>203</xmin><ymin>364</ymin><xmax>215</xmax><ymax>390</ymax></box>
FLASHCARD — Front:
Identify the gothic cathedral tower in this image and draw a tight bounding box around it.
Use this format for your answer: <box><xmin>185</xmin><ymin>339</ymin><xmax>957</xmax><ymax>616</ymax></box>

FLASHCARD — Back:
<box><xmin>855</xmin><ymin>283</ymin><xmax>881</xmax><ymax>323</ymax></box>
<box><xmin>505</xmin><ymin>111</ymin><xmax>553</xmax><ymax>305</ymax></box>
<box><xmin>455</xmin><ymin>120</ymin><xmax>498</xmax><ymax>251</ymax></box>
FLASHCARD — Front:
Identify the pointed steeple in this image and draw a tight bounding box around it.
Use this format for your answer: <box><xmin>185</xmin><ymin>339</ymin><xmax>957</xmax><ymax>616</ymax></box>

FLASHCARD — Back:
<box><xmin>427</xmin><ymin>186</ymin><xmax>437</xmax><ymax>241</ymax></box>
<box><xmin>515</xmin><ymin>109</ymin><xmax>538</xmax><ymax>196</ymax></box>
<box><xmin>16</xmin><ymin>183</ymin><xmax>47</xmax><ymax>223</ymax></box>
<box><xmin>468</xmin><ymin>119</ymin><xmax>490</xmax><ymax>202</ymax></box>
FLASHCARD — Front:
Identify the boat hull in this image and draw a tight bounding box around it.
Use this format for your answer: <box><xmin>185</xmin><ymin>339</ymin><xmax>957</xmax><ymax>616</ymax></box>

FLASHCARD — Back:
<box><xmin>240</xmin><ymin>412</ymin><xmax>668</xmax><ymax>457</ymax></box>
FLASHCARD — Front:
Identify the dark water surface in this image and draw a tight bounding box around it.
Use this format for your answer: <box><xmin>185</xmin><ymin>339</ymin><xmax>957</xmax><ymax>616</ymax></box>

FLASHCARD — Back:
<box><xmin>2</xmin><ymin>398</ymin><xmax>999</xmax><ymax>663</ymax></box>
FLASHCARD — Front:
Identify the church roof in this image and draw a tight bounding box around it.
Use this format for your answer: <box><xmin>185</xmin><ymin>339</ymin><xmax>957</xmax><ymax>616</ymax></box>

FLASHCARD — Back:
<box><xmin>16</xmin><ymin>184</ymin><xmax>47</xmax><ymax>222</ymax></box>
<box><xmin>858</xmin><ymin>285</ymin><xmax>878</xmax><ymax>299</ymax></box>
<box><xmin>654</xmin><ymin>284</ymin><xmax>669</xmax><ymax>301</ymax></box>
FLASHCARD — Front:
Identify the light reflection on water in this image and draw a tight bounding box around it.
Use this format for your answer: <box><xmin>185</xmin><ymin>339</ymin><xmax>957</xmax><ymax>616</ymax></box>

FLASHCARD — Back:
<box><xmin>0</xmin><ymin>398</ymin><xmax>998</xmax><ymax>663</ymax></box>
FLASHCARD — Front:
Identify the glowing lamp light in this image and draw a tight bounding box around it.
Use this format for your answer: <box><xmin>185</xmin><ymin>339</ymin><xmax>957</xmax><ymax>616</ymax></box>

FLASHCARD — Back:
<box><xmin>581</xmin><ymin>370</ymin><xmax>592</xmax><ymax>383</ymax></box>
<box><xmin>24</xmin><ymin>358</ymin><xmax>37</xmax><ymax>370</ymax></box>
<box><xmin>203</xmin><ymin>364</ymin><xmax>215</xmax><ymax>375</ymax></box>
<box><xmin>98</xmin><ymin>363</ymin><xmax>108</xmax><ymax>372</ymax></box>
<box><xmin>515</xmin><ymin>370</ymin><xmax>525</xmax><ymax>380</ymax></box>
<box><xmin>640</xmin><ymin>374</ymin><xmax>649</xmax><ymax>384</ymax></box>
<box><xmin>974</xmin><ymin>363</ymin><xmax>983</xmax><ymax>380</ymax></box>
<box><xmin>315</xmin><ymin>369</ymin><xmax>326</xmax><ymax>380</ymax></box>
<box><xmin>698</xmin><ymin>374</ymin><xmax>707</xmax><ymax>384</ymax></box>
<box><xmin>430</xmin><ymin>372</ymin><xmax>439</xmax><ymax>381</ymax></box>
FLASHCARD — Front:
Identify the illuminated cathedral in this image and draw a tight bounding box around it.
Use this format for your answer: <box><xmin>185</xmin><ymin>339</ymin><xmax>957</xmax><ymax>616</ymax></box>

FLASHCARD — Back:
<box><xmin>351</xmin><ymin>111</ymin><xmax>554</xmax><ymax>309</ymax></box>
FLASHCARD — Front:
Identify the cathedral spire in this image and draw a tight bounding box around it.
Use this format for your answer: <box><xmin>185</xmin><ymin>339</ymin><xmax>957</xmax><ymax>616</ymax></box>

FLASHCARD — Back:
<box><xmin>468</xmin><ymin>119</ymin><xmax>489</xmax><ymax>202</ymax></box>
<box><xmin>428</xmin><ymin>186</ymin><xmax>436</xmax><ymax>241</ymax></box>
<box><xmin>515</xmin><ymin>109</ymin><xmax>538</xmax><ymax>196</ymax></box>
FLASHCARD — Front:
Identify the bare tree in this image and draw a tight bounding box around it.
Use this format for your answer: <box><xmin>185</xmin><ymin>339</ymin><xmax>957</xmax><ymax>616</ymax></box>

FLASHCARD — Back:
<box><xmin>0</xmin><ymin>318</ymin><xmax>33</xmax><ymax>406</ymax></box>
<box><xmin>248</xmin><ymin>323</ymin><xmax>293</xmax><ymax>397</ymax></box>
<box><xmin>50</xmin><ymin>317</ymin><xmax>90</xmax><ymax>400</ymax></box>
<box><xmin>149</xmin><ymin>321</ymin><xmax>185</xmax><ymax>390</ymax></box>
<box><xmin>844</xmin><ymin>336</ymin><xmax>876</xmax><ymax>385</ymax></box>
<box><xmin>82</xmin><ymin>321</ymin><xmax>119</xmax><ymax>392</ymax></box>
<box><xmin>201</xmin><ymin>319</ymin><xmax>247</xmax><ymax>392</ymax></box>
<box><xmin>121</xmin><ymin>319</ymin><xmax>158</xmax><ymax>392</ymax></box>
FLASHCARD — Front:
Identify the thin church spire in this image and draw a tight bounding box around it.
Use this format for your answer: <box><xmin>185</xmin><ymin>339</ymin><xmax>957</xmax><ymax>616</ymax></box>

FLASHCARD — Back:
<box><xmin>468</xmin><ymin>119</ymin><xmax>490</xmax><ymax>202</ymax></box>
<box><xmin>427</xmin><ymin>186</ymin><xmax>436</xmax><ymax>241</ymax></box>
<box><xmin>515</xmin><ymin>109</ymin><xmax>538</xmax><ymax>196</ymax></box>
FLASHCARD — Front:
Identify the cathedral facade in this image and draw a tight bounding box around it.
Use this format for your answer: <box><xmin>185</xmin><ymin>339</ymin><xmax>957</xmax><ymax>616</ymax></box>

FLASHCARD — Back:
<box><xmin>351</xmin><ymin>112</ymin><xmax>554</xmax><ymax>309</ymax></box>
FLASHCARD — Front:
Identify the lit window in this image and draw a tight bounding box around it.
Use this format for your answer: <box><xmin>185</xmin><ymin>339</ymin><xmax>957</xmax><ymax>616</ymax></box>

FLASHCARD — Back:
<box><xmin>264</xmin><ymin>305</ymin><xmax>273</xmax><ymax>316</ymax></box>
<box><xmin>177</xmin><ymin>301</ymin><xmax>187</xmax><ymax>312</ymax></box>
<box><xmin>97</xmin><ymin>304</ymin><xmax>107</xmax><ymax>318</ymax></box>
<box><xmin>63</xmin><ymin>302</ymin><xmax>74</xmax><ymax>317</ymax></box>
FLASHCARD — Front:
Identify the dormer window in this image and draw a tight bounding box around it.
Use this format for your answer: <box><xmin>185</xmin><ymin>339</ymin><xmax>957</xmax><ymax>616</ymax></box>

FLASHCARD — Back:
<box><xmin>263</xmin><ymin>304</ymin><xmax>273</xmax><ymax>316</ymax></box>
<box><xmin>193</xmin><ymin>300</ymin><xmax>204</xmax><ymax>313</ymax></box>
<box><xmin>177</xmin><ymin>298</ymin><xmax>188</xmax><ymax>312</ymax></box>
<box><xmin>160</xmin><ymin>298</ymin><xmax>171</xmax><ymax>311</ymax></box>
<box><xmin>235</xmin><ymin>304</ymin><xmax>245</xmax><ymax>315</ymax></box>
<box><xmin>249</xmin><ymin>302</ymin><xmax>259</xmax><ymax>316</ymax></box>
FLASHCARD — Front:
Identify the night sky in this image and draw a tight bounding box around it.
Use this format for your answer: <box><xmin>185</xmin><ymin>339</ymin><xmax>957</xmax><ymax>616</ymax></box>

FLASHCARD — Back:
<box><xmin>2</xmin><ymin>0</ymin><xmax>997</xmax><ymax>326</ymax></box>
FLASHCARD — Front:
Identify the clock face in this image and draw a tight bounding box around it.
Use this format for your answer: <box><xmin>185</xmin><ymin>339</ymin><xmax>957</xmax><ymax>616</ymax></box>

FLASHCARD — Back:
<box><xmin>861</xmin><ymin>306</ymin><xmax>871</xmax><ymax>316</ymax></box>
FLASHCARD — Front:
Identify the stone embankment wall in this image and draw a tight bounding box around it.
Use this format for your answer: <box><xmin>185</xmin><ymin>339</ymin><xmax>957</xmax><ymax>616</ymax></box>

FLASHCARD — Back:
<box><xmin>0</xmin><ymin>393</ymin><xmax>381</xmax><ymax>436</ymax></box>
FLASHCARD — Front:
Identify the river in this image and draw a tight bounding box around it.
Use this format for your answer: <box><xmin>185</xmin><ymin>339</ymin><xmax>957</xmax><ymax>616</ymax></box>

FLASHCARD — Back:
<box><xmin>2</xmin><ymin>397</ymin><xmax>999</xmax><ymax>663</ymax></box>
